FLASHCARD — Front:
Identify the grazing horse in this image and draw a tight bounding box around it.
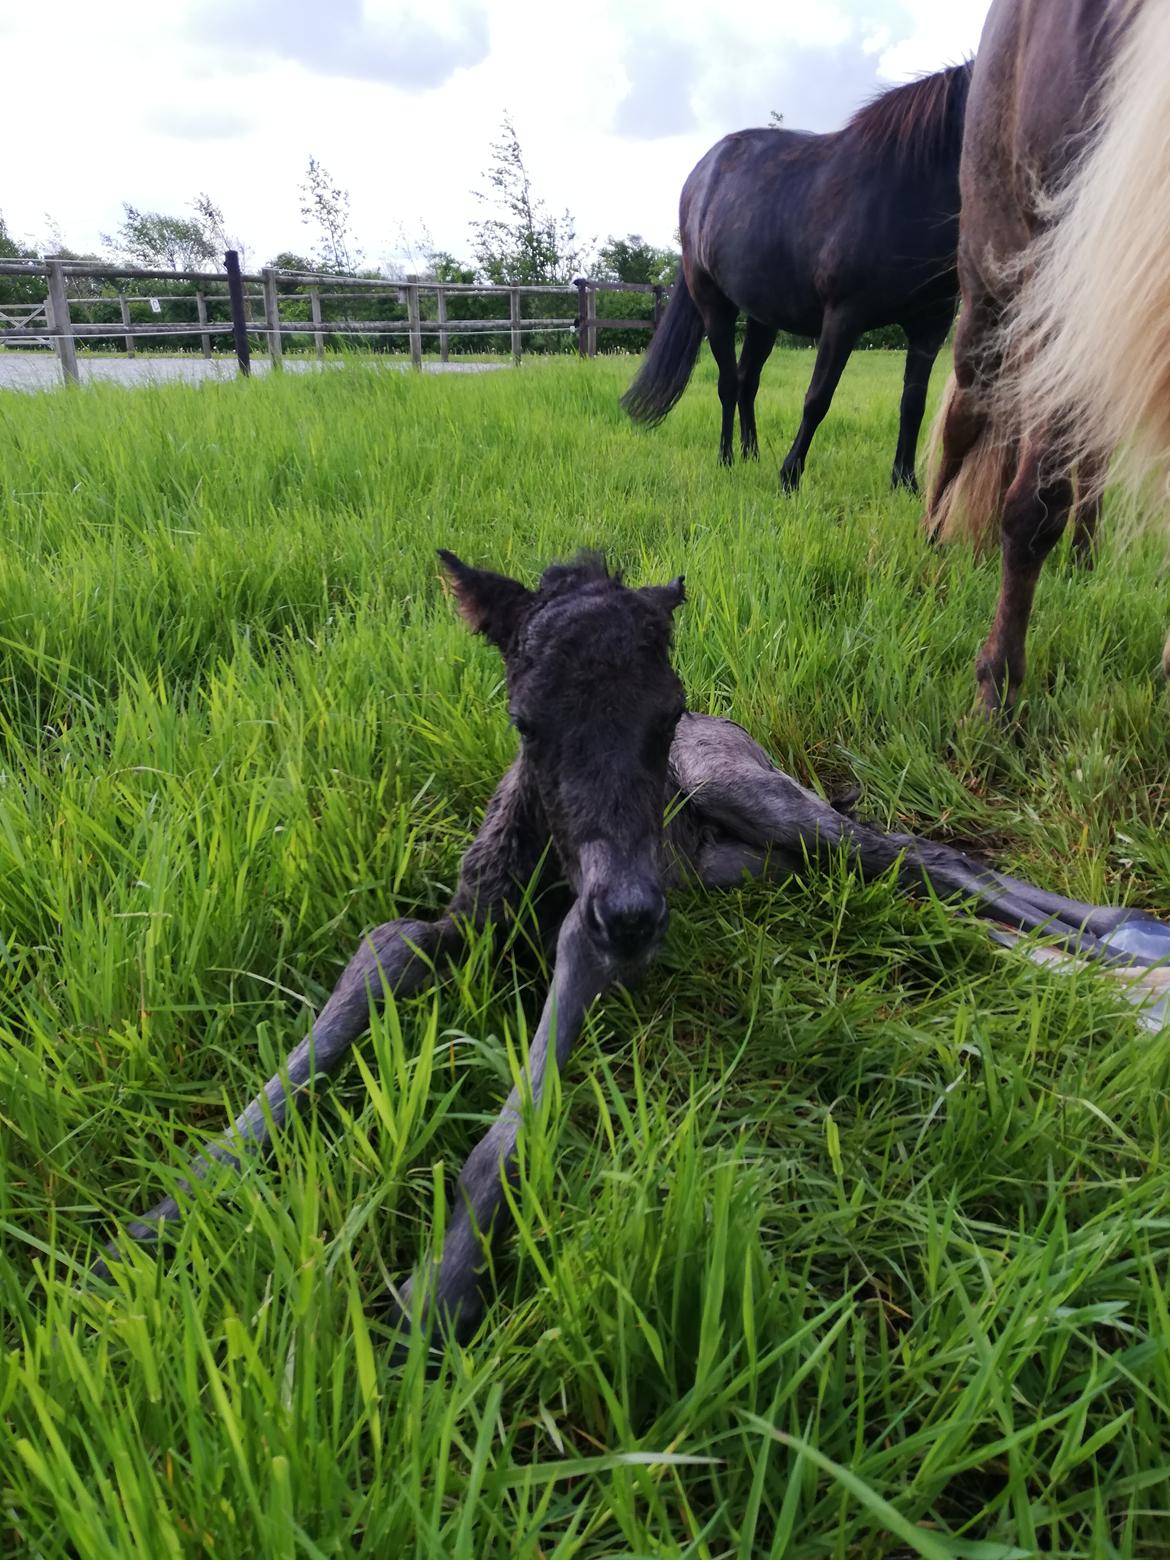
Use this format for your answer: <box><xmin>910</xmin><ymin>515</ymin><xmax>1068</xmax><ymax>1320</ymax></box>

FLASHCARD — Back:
<box><xmin>95</xmin><ymin>554</ymin><xmax>1159</xmax><ymax>1341</ymax></box>
<box><xmin>621</xmin><ymin>63</ymin><xmax>972</xmax><ymax>492</ymax></box>
<box><xmin>925</xmin><ymin>0</ymin><xmax>1168</xmax><ymax>717</ymax></box>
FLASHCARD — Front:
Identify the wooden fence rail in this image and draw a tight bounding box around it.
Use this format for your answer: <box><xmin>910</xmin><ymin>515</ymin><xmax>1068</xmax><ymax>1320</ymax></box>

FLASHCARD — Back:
<box><xmin>0</xmin><ymin>253</ymin><xmax>670</xmax><ymax>386</ymax></box>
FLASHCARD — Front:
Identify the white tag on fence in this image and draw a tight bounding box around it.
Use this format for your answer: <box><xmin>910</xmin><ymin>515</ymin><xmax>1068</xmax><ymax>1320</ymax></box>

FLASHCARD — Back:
<box><xmin>149</xmin><ymin>297</ymin><xmax>161</xmax><ymax>314</ymax></box>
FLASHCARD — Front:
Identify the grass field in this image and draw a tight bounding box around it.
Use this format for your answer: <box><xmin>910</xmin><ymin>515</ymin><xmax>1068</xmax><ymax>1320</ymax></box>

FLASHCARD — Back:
<box><xmin>3</xmin><ymin>352</ymin><xmax>1170</xmax><ymax>1557</ymax></box>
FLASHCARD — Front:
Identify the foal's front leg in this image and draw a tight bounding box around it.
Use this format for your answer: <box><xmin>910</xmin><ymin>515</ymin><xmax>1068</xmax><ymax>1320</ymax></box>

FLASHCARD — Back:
<box><xmin>397</xmin><ymin>901</ymin><xmax>615</xmax><ymax>1340</ymax></box>
<box><xmin>94</xmin><ymin>914</ymin><xmax>467</xmax><ymax>1272</ymax></box>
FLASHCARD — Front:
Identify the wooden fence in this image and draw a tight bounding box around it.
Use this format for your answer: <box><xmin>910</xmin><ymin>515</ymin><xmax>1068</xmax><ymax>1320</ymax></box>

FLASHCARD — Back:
<box><xmin>0</xmin><ymin>253</ymin><xmax>669</xmax><ymax>385</ymax></box>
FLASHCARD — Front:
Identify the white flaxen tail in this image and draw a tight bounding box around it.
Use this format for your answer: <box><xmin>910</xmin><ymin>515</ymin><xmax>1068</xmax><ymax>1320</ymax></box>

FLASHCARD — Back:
<box><xmin>1004</xmin><ymin>0</ymin><xmax>1170</xmax><ymax>498</ymax></box>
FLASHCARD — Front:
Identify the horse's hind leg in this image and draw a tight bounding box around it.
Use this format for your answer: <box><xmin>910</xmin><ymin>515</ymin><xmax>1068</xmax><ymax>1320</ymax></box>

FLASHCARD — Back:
<box><xmin>976</xmin><ymin>440</ymin><xmax>1074</xmax><ymax>719</ymax></box>
<box><xmin>892</xmin><ymin>314</ymin><xmax>951</xmax><ymax>491</ymax></box>
<box><xmin>737</xmin><ymin>319</ymin><xmax>778</xmax><ymax>460</ymax></box>
<box><xmin>924</xmin><ymin>291</ymin><xmax>1002</xmax><ymax>541</ymax></box>
<box><xmin>1070</xmin><ymin>453</ymin><xmax>1106</xmax><ymax>567</ymax></box>
<box><xmin>779</xmin><ymin>310</ymin><xmax>858</xmax><ymax>492</ymax></box>
<box><xmin>699</xmin><ymin>294</ymin><xmax>740</xmax><ymax>466</ymax></box>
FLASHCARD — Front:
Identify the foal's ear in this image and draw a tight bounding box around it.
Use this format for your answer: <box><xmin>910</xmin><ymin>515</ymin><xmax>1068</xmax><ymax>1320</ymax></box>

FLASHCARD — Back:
<box><xmin>639</xmin><ymin>576</ymin><xmax>686</xmax><ymax>615</ymax></box>
<box><xmin>437</xmin><ymin>550</ymin><xmax>534</xmax><ymax>651</ymax></box>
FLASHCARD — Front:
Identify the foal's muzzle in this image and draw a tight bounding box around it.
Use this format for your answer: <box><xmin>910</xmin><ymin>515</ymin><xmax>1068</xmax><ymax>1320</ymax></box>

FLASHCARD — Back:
<box><xmin>584</xmin><ymin>881</ymin><xmax>668</xmax><ymax>961</ymax></box>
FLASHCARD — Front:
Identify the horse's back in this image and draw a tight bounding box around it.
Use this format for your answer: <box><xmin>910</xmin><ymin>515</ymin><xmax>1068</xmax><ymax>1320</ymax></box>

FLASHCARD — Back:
<box><xmin>681</xmin><ymin>129</ymin><xmax>859</xmax><ymax>333</ymax></box>
<box><xmin>679</xmin><ymin>105</ymin><xmax>964</xmax><ymax>334</ymax></box>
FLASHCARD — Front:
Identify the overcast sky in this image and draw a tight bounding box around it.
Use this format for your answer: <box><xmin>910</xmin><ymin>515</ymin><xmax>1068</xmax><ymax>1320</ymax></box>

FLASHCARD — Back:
<box><xmin>0</xmin><ymin>0</ymin><xmax>991</xmax><ymax>271</ymax></box>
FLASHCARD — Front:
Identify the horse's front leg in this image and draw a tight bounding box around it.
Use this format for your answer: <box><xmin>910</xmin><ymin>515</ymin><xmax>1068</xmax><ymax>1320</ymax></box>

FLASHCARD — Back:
<box><xmin>779</xmin><ymin>310</ymin><xmax>858</xmax><ymax>491</ymax></box>
<box><xmin>398</xmin><ymin>901</ymin><xmax>615</xmax><ymax>1340</ymax></box>
<box><xmin>94</xmin><ymin>913</ymin><xmax>466</xmax><ymax>1274</ymax></box>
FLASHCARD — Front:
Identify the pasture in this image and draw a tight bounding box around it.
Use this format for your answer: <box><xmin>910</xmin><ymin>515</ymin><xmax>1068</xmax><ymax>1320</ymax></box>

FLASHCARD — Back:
<box><xmin>3</xmin><ymin>353</ymin><xmax>1170</xmax><ymax>1556</ymax></box>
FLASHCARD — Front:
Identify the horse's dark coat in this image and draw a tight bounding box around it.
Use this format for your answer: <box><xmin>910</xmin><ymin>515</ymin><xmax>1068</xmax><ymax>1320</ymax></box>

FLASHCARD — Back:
<box><xmin>622</xmin><ymin>64</ymin><xmax>972</xmax><ymax>490</ymax></box>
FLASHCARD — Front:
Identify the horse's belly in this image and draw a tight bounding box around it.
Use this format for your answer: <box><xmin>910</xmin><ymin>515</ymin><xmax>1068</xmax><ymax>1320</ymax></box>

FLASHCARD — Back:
<box><xmin>714</xmin><ymin>266</ymin><xmax>822</xmax><ymax>336</ymax></box>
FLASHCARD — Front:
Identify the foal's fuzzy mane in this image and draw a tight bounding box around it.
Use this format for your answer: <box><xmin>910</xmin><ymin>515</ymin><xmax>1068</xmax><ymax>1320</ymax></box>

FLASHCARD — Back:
<box><xmin>846</xmin><ymin>60</ymin><xmax>973</xmax><ymax>166</ymax></box>
<box><xmin>537</xmin><ymin>550</ymin><xmax>620</xmax><ymax>597</ymax></box>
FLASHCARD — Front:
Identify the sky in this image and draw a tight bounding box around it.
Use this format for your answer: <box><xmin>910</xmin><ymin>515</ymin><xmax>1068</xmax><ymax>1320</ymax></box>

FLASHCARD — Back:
<box><xmin>0</xmin><ymin>0</ymin><xmax>991</xmax><ymax>273</ymax></box>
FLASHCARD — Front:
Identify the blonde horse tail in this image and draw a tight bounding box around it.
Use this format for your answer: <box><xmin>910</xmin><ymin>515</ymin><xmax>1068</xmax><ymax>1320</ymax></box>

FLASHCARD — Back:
<box><xmin>923</xmin><ymin>369</ymin><xmax>1016</xmax><ymax>553</ymax></box>
<box><xmin>1003</xmin><ymin>0</ymin><xmax>1170</xmax><ymax>500</ymax></box>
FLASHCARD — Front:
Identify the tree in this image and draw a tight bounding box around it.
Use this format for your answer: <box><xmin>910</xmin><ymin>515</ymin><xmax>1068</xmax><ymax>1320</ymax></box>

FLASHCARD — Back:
<box><xmin>424</xmin><ymin>250</ymin><xmax>476</xmax><ymax>284</ymax></box>
<box><xmin>192</xmin><ymin>192</ymin><xmax>248</xmax><ymax>268</ymax></box>
<box><xmin>768</xmin><ymin>110</ymin><xmax>785</xmax><ymax>128</ymax></box>
<box><xmin>470</xmin><ymin>114</ymin><xmax>585</xmax><ymax>285</ymax></box>
<box><xmin>299</xmin><ymin>157</ymin><xmax>359</xmax><ymax>274</ymax></box>
<box><xmin>0</xmin><ymin>210</ymin><xmax>27</xmax><ymax>261</ymax></box>
<box><xmin>268</xmin><ymin>251</ymin><xmax>317</xmax><ymax>292</ymax></box>
<box><xmin>0</xmin><ymin>212</ymin><xmax>40</xmax><ymax>308</ymax></box>
<box><xmin>596</xmin><ymin>234</ymin><xmax>679</xmax><ymax>287</ymax></box>
<box><xmin>102</xmin><ymin>203</ymin><xmax>218</xmax><ymax>270</ymax></box>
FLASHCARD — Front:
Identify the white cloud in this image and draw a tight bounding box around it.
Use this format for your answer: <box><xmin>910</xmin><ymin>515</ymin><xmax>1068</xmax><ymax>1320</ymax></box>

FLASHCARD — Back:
<box><xmin>187</xmin><ymin>0</ymin><xmax>491</xmax><ymax>89</ymax></box>
<box><xmin>0</xmin><ymin>0</ymin><xmax>990</xmax><ymax>268</ymax></box>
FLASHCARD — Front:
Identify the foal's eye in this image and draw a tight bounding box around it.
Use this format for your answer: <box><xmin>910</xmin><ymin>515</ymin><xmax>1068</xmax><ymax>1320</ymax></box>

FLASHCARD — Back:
<box><xmin>513</xmin><ymin>715</ymin><xmax>536</xmax><ymax>741</ymax></box>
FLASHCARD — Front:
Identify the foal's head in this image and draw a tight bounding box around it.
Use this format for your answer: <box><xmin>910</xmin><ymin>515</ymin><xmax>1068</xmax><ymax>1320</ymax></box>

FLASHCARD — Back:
<box><xmin>439</xmin><ymin>550</ymin><xmax>686</xmax><ymax>963</ymax></box>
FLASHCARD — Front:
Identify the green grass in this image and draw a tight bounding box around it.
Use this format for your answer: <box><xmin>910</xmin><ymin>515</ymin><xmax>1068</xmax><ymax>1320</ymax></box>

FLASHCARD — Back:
<box><xmin>3</xmin><ymin>351</ymin><xmax>1170</xmax><ymax>1557</ymax></box>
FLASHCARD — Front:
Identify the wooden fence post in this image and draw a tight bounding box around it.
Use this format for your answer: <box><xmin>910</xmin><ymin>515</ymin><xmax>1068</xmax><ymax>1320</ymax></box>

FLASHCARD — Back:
<box><xmin>437</xmin><ymin>287</ymin><xmax>449</xmax><ymax>362</ymax></box>
<box><xmin>575</xmin><ymin>278</ymin><xmax>588</xmax><ymax>357</ymax></box>
<box><xmin>261</xmin><ymin>268</ymin><xmax>283</xmax><ymax>368</ymax></box>
<box><xmin>652</xmin><ymin>284</ymin><xmax>664</xmax><ymax>331</ymax></box>
<box><xmin>406</xmin><ymin>281</ymin><xmax>422</xmax><ymax>369</ymax></box>
<box><xmin>195</xmin><ymin>291</ymin><xmax>212</xmax><ymax>358</ymax></box>
<box><xmin>310</xmin><ymin>287</ymin><xmax>325</xmax><ymax>362</ymax></box>
<box><xmin>45</xmin><ymin>259</ymin><xmax>79</xmax><ymax>385</ymax></box>
<box><xmin>224</xmin><ymin>250</ymin><xmax>251</xmax><ymax>377</ymax></box>
<box><xmin>585</xmin><ymin>283</ymin><xmax>598</xmax><ymax>357</ymax></box>
<box><xmin>119</xmin><ymin>295</ymin><xmax>134</xmax><ymax>357</ymax></box>
<box><xmin>510</xmin><ymin>288</ymin><xmax>522</xmax><ymax>365</ymax></box>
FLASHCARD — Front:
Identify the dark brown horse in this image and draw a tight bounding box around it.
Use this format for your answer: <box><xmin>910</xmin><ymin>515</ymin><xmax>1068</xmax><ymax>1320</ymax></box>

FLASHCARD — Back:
<box><xmin>925</xmin><ymin>0</ymin><xmax>1168</xmax><ymax>717</ymax></box>
<box><xmin>622</xmin><ymin>64</ymin><xmax>972</xmax><ymax>492</ymax></box>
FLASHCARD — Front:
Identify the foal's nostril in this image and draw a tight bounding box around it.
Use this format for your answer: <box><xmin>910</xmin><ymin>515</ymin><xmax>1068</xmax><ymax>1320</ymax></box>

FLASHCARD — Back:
<box><xmin>589</xmin><ymin>887</ymin><xmax>667</xmax><ymax>958</ymax></box>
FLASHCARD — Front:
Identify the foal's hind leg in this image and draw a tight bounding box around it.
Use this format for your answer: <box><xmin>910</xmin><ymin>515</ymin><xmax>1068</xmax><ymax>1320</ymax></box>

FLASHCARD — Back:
<box><xmin>737</xmin><ymin>319</ymin><xmax>778</xmax><ymax>460</ymax></box>
<box><xmin>780</xmin><ymin>310</ymin><xmax>858</xmax><ymax>492</ymax></box>
<box><xmin>671</xmin><ymin>714</ymin><xmax>1118</xmax><ymax>946</ymax></box>
<box><xmin>976</xmin><ymin>441</ymin><xmax>1074</xmax><ymax>719</ymax></box>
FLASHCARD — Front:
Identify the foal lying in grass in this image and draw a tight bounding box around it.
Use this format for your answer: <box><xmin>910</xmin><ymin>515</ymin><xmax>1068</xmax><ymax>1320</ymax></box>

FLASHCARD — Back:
<box><xmin>96</xmin><ymin>552</ymin><xmax>1165</xmax><ymax>1340</ymax></box>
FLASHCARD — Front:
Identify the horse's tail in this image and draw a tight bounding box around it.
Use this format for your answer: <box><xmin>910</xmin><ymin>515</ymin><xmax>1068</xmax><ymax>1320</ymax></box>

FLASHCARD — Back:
<box><xmin>923</xmin><ymin>370</ymin><xmax>1016</xmax><ymax>553</ymax></box>
<box><xmin>1002</xmin><ymin>0</ymin><xmax>1170</xmax><ymax>499</ymax></box>
<box><xmin>620</xmin><ymin>268</ymin><xmax>705</xmax><ymax>426</ymax></box>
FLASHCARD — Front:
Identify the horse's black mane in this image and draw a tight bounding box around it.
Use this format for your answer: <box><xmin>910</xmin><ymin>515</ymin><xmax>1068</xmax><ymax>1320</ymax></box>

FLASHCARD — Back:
<box><xmin>846</xmin><ymin>60</ymin><xmax>973</xmax><ymax>165</ymax></box>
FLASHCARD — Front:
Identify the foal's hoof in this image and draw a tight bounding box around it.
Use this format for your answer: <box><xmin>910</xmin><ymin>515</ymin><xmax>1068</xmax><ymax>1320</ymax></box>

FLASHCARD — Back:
<box><xmin>779</xmin><ymin>466</ymin><xmax>801</xmax><ymax>494</ymax></box>
<box><xmin>830</xmin><ymin>784</ymin><xmax>862</xmax><ymax>817</ymax></box>
<box><xmin>384</xmin><ymin>1269</ymin><xmax>485</xmax><ymax>1351</ymax></box>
